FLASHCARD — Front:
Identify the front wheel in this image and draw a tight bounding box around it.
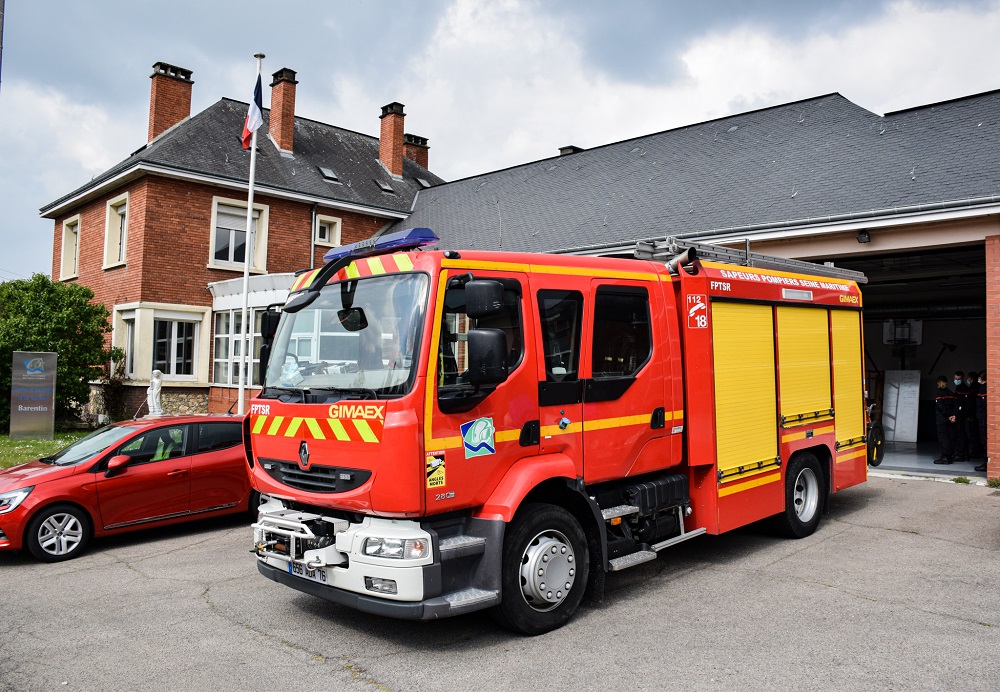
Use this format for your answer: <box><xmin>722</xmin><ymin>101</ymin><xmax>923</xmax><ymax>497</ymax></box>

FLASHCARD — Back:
<box><xmin>25</xmin><ymin>504</ymin><xmax>92</xmax><ymax>562</ymax></box>
<box><xmin>774</xmin><ymin>453</ymin><xmax>823</xmax><ymax>538</ymax></box>
<box><xmin>490</xmin><ymin>503</ymin><xmax>589</xmax><ymax>635</ymax></box>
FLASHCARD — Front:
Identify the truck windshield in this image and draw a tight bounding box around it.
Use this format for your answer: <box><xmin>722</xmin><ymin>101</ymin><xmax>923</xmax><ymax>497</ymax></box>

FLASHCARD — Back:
<box><xmin>263</xmin><ymin>272</ymin><xmax>429</xmax><ymax>400</ymax></box>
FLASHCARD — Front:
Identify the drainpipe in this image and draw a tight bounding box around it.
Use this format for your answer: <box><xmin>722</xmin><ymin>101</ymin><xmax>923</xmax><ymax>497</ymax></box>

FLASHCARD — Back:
<box><xmin>310</xmin><ymin>203</ymin><xmax>318</xmax><ymax>269</ymax></box>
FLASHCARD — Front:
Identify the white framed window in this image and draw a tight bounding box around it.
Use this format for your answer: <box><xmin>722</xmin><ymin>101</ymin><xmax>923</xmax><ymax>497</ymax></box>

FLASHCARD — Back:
<box><xmin>213</xmin><ymin>308</ymin><xmax>264</xmax><ymax>387</ymax></box>
<box><xmin>209</xmin><ymin>197</ymin><xmax>268</xmax><ymax>272</ymax></box>
<box><xmin>153</xmin><ymin>318</ymin><xmax>198</xmax><ymax>380</ymax></box>
<box><xmin>103</xmin><ymin>193</ymin><xmax>128</xmax><ymax>268</ymax></box>
<box><xmin>60</xmin><ymin>215</ymin><xmax>81</xmax><ymax>280</ymax></box>
<box><xmin>315</xmin><ymin>214</ymin><xmax>342</xmax><ymax>247</ymax></box>
<box><xmin>122</xmin><ymin>316</ymin><xmax>136</xmax><ymax>378</ymax></box>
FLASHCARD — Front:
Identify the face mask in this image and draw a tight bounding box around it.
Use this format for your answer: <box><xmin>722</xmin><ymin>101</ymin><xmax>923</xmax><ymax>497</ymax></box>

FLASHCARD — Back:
<box><xmin>954</xmin><ymin>379</ymin><xmax>962</xmax><ymax>386</ymax></box>
<box><xmin>966</xmin><ymin>379</ymin><xmax>973</xmax><ymax>385</ymax></box>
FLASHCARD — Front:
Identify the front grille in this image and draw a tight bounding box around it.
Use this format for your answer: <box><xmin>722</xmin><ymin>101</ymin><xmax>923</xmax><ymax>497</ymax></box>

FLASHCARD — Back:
<box><xmin>0</xmin><ymin>527</ymin><xmax>7</xmax><ymax>540</ymax></box>
<box><xmin>260</xmin><ymin>459</ymin><xmax>371</xmax><ymax>493</ymax></box>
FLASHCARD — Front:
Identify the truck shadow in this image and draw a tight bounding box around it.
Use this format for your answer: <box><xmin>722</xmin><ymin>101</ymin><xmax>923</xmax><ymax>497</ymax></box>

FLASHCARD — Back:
<box><xmin>284</xmin><ymin>483</ymin><xmax>880</xmax><ymax>647</ymax></box>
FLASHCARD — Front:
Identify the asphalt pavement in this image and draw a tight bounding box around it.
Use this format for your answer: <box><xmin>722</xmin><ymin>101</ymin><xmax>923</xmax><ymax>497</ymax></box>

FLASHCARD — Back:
<box><xmin>1</xmin><ymin>474</ymin><xmax>998</xmax><ymax>692</ymax></box>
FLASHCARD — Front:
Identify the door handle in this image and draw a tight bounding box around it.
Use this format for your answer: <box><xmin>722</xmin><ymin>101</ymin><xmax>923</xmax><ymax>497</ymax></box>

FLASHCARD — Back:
<box><xmin>558</xmin><ymin>417</ymin><xmax>571</xmax><ymax>430</ymax></box>
<box><xmin>166</xmin><ymin>469</ymin><xmax>188</xmax><ymax>477</ymax></box>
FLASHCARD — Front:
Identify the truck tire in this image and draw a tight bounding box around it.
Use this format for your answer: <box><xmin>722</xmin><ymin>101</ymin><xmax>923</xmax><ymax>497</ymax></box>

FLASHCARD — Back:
<box><xmin>774</xmin><ymin>453</ymin><xmax>823</xmax><ymax>538</ymax></box>
<box><xmin>25</xmin><ymin>504</ymin><xmax>92</xmax><ymax>562</ymax></box>
<box><xmin>491</xmin><ymin>503</ymin><xmax>589</xmax><ymax>635</ymax></box>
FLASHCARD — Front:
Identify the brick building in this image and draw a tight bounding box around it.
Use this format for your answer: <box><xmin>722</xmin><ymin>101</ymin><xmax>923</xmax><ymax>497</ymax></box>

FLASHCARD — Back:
<box><xmin>41</xmin><ymin>61</ymin><xmax>442</xmax><ymax>415</ymax></box>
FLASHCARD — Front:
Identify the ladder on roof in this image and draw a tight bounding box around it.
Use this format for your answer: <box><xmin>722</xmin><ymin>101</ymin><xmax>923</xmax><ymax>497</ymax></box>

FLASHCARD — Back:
<box><xmin>635</xmin><ymin>237</ymin><xmax>868</xmax><ymax>284</ymax></box>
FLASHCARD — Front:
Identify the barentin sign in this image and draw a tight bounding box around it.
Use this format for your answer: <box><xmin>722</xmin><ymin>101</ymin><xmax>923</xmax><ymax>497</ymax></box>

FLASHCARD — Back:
<box><xmin>10</xmin><ymin>351</ymin><xmax>57</xmax><ymax>440</ymax></box>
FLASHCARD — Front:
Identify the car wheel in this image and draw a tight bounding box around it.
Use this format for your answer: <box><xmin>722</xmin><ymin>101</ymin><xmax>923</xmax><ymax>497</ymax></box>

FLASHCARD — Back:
<box><xmin>25</xmin><ymin>504</ymin><xmax>92</xmax><ymax>562</ymax></box>
<box><xmin>774</xmin><ymin>453</ymin><xmax>823</xmax><ymax>539</ymax></box>
<box><xmin>867</xmin><ymin>422</ymin><xmax>885</xmax><ymax>466</ymax></box>
<box><xmin>490</xmin><ymin>503</ymin><xmax>589</xmax><ymax>635</ymax></box>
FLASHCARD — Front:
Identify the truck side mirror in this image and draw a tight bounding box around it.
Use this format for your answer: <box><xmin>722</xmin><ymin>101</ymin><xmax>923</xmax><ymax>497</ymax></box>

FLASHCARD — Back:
<box><xmin>466</xmin><ymin>329</ymin><xmax>508</xmax><ymax>386</ymax></box>
<box><xmin>465</xmin><ymin>280</ymin><xmax>504</xmax><ymax>318</ymax></box>
<box><xmin>261</xmin><ymin>310</ymin><xmax>281</xmax><ymax>340</ymax></box>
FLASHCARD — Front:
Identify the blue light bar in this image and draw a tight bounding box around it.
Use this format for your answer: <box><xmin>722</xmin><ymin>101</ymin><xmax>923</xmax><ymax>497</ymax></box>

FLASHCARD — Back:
<box><xmin>323</xmin><ymin>227</ymin><xmax>439</xmax><ymax>263</ymax></box>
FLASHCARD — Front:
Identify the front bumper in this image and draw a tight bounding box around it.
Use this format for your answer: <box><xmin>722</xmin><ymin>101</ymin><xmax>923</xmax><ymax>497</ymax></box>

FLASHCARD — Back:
<box><xmin>252</xmin><ymin>502</ymin><xmax>503</xmax><ymax>620</ymax></box>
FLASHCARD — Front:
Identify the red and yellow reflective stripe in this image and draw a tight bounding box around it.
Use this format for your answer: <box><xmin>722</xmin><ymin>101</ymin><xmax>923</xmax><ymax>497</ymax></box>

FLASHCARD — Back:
<box><xmin>251</xmin><ymin>414</ymin><xmax>383</xmax><ymax>443</ymax></box>
<box><xmin>835</xmin><ymin>445</ymin><xmax>866</xmax><ymax>464</ymax></box>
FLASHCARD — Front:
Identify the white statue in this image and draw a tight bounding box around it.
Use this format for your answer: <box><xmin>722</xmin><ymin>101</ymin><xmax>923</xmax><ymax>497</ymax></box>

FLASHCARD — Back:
<box><xmin>147</xmin><ymin>370</ymin><xmax>163</xmax><ymax>416</ymax></box>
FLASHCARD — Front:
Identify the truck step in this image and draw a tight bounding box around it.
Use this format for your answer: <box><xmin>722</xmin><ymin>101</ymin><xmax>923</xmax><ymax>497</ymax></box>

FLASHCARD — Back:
<box><xmin>602</xmin><ymin>505</ymin><xmax>641</xmax><ymax>521</ymax></box>
<box><xmin>650</xmin><ymin>527</ymin><xmax>707</xmax><ymax>551</ymax></box>
<box><xmin>438</xmin><ymin>534</ymin><xmax>487</xmax><ymax>560</ymax></box>
<box><xmin>442</xmin><ymin>587</ymin><xmax>499</xmax><ymax>611</ymax></box>
<box><xmin>609</xmin><ymin>550</ymin><xmax>657</xmax><ymax>571</ymax></box>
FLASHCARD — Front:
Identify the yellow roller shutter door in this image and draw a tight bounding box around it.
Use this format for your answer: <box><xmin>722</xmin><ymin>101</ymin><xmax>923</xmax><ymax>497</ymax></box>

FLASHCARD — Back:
<box><xmin>831</xmin><ymin>310</ymin><xmax>865</xmax><ymax>445</ymax></box>
<box><xmin>776</xmin><ymin>307</ymin><xmax>832</xmax><ymax>425</ymax></box>
<box><xmin>712</xmin><ymin>303</ymin><xmax>777</xmax><ymax>476</ymax></box>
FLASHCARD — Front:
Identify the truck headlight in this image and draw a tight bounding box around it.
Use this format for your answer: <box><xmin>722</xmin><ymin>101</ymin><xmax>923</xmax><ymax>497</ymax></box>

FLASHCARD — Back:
<box><xmin>362</xmin><ymin>536</ymin><xmax>429</xmax><ymax>560</ymax></box>
<box><xmin>0</xmin><ymin>487</ymin><xmax>33</xmax><ymax>515</ymax></box>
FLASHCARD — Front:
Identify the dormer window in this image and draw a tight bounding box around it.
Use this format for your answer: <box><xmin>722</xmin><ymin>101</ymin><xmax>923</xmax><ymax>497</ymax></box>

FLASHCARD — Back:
<box><xmin>318</xmin><ymin>166</ymin><xmax>340</xmax><ymax>183</ymax></box>
<box><xmin>374</xmin><ymin>179</ymin><xmax>395</xmax><ymax>194</ymax></box>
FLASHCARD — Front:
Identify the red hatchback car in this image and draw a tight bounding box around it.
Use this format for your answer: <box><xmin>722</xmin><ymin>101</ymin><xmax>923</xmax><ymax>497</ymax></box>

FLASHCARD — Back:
<box><xmin>0</xmin><ymin>415</ymin><xmax>254</xmax><ymax>562</ymax></box>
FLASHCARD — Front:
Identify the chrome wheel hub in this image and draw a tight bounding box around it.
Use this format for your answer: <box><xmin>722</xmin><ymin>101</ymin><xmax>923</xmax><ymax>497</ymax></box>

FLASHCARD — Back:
<box><xmin>792</xmin><ymin>467</ymin><xmax>820</xmax><ymax>522</ymax></box>
<box><xmin>38</xmin><ymin>513</ymin><xmax>84</xmax><ymax>556</ymax></box>
<box><xmin>518</xmin><ymin>529</ymin><xmax>576</xmax><ymax>612</ymax></box>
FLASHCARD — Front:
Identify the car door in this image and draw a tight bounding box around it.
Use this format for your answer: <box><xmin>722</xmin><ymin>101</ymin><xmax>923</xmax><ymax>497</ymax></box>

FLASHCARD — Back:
<box><xmin>95</xmin><ymin>424</ymin><xmax>192</xmax><ymax>529</ymax></box>
<box><xmin>189</xmin><ymin>421</ymin><xmax>249</xmax><ymax>513</ymax></box>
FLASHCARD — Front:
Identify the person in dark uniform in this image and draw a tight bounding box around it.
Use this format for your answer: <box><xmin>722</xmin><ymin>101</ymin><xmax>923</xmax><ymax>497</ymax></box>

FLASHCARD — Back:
<box><xmin>952</xmin><ymin>370</ymin><xmax>971</xmax><ymax>461</ymax></box>
<box><xmin>934</xmin><ymin>375</ymin><xmax>959</xmax><ymax>464</ymax></box>
<box><xmin>975</xmin><ymin>373</ymin><xmax>988</xmax><ymax>473</ymax></box>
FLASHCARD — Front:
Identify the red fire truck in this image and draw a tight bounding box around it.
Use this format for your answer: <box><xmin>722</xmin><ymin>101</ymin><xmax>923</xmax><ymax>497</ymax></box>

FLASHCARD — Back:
<box><xmin>248</xmin><ymin>229</ymin><xmax>871</xmax><ymax>634</ymax></box>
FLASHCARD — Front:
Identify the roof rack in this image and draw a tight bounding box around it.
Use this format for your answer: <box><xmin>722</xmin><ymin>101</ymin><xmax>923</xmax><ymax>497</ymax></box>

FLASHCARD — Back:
<box><xmin>635</xmin><ymin>237</ymin><xmax>868</xmax><ymax>284</ymax></box>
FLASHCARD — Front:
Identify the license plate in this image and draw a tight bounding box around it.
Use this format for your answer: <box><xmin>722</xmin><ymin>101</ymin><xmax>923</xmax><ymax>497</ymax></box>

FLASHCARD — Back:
<box><xmin>287</xmin><ymin>560</ymin><xmax>328</xmax><ymax>584</ymax></box>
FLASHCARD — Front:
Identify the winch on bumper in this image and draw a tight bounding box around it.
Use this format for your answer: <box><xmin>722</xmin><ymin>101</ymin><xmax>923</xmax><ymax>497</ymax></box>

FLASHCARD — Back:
<box><xmin>252</xmin><ymin>499</ymin><xmax>503</xmax><ymax>620</ymax></box>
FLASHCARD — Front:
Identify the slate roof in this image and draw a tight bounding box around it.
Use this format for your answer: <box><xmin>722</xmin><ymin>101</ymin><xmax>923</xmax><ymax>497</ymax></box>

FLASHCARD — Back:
<box><xmin>41</xmin><ymin>98</ymin><xmax>444</xmax><ymax>217</ymax></box>
<box><xmin>396</xmin><ymin>90</ymin><xmax>1000</xmax><ymax>253</ymax></box>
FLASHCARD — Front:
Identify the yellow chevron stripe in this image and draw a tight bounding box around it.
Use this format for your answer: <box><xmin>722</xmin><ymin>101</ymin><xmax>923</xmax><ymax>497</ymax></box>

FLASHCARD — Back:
<box><xmin>367</xmin><ymin>257</ymin><xmax>386</xmax><ymax>275</ymax></box>
<box><xmin>353</xmin><ymin>419</ymin><xmax>379</xmax><ymax>443</ymax></box>
<box><xmin>394</xmin><ymin>254</ymin><xmax>414</xmax><ymax>272</ymax></box>
<box><xmin>327</xmin><ymin>419</ymin><xmax>350</xmax><ymax>441</ymax></box>
<box><xmin>345</xmin><ymin>262</ymin><xmax>361</xmax><ymax>279</ymax></box>
<box><xmin>252</xmin><ymin>415</ymin><xmax>267</xmax><ymax>434</ymax></box>
<box><xmin>284</xmin><ymin>418</ymin><xmax>304</xmax><ymax>437</ymax></box>
<box><xmin>266</xmin><ymin>416</ymin><xmax>285</xmax><ymax>436</ymax></box>
<box><xmin>304</xmin><ymin>418</ymin><xmax>325</xmax><ymax>440</ymax></box>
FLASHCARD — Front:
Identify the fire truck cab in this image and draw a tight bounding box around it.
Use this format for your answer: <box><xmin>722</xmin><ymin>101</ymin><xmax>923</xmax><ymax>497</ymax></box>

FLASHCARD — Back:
<box><xmin>248</xmin><ymin>229</ymin><xmax>869</xmax><ymax>634</ymax></box>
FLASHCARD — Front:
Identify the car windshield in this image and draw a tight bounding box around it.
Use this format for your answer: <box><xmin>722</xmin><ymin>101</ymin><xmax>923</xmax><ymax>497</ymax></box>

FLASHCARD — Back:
<box><xmin>262</xmin><ymin>272</ymin><xmax>429</xmax><ymax>401</ymax></box>
<box><xmin>42</xmin><ymin>425</ymin><xmax>139</xmax><ymax>466</ymax></box>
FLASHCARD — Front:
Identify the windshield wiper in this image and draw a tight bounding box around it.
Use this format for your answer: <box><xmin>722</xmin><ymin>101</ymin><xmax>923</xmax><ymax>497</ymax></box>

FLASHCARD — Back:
<box><xmin>39</xmin><ymin>455</ymin><xmax>57</xmax><ymax>464</ymax></box>
<box><xmin>303</xmin><ymin>386</ymin><xmax>380</xmax><ymax>401</ymax></box>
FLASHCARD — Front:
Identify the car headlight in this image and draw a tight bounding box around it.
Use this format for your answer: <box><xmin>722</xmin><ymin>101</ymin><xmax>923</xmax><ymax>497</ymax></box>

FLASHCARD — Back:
<box><xmin>362</xmin><ymin>536</ymin><xmax>429</xmax><ymax>560</ymax></box>
<box><xmin>0</xmin><ymin>487</ymin><xmax>33</xmax><ymax>515</ymax></box>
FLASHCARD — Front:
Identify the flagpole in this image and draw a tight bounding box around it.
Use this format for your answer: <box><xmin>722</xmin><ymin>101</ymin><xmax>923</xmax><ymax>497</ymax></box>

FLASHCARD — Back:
<box><xmin>238</xmin><ymin>52</ymin><xmax>265</xmax><ymax>416</ymax></box>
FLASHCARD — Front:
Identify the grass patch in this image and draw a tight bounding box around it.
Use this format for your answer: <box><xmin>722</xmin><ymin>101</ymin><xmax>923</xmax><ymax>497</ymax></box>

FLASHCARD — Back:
<box><xmin>988</xmin><ymin>478</ymin><xmax>1000</xmax><ymax>489</ymax></box>
<box><xmin>0</xmin><ymin>432</ymin><xmax>90</xmax><ymax>470</ymax></box>
<box><xmin>952</xmin><ymin>476</ymin><xmax>971</xmax><ymax>484</ymax></box>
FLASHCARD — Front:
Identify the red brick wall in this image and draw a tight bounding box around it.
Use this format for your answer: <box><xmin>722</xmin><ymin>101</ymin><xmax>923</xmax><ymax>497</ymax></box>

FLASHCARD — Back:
<box><xmin>404</xmin><ymin>142</ymin><xmax>429</xmax><ymax>170</ymax></box>
<box><xmin>379</xmin><ymin>110</ymin><xmax>405</xmax><ymax>177</ymax></box>
<box><xmin>986</xmin><ymin>235</ymin><xmax>999</xmax><ymax>480</ymax></box>
<box><xmin>148</xmin><ymin>74</ymin><xmax>192</xmax><ymax>141</ymax></box>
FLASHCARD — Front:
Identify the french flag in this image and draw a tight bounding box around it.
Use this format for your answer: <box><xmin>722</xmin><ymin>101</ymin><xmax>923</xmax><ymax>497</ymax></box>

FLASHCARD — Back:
<box><xmin>241</xmin><ymin>74</ymin><xmax>263</xmax><ymax>149</ymax></box>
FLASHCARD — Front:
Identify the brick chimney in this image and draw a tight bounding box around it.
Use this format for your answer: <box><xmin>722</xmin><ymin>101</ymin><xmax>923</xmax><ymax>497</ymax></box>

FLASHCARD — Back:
<box><xmin>148</xmin><ymin>62</ymin><xmax>193</xmax><ymax>142</ymax></box>
<box><xmin>269</xmin><ymin>68</ymin><xmax>298</xmax><ymax>152</ymax></box>
<box><xmin>404</xmin><ymin>133</ymin><xmax>429</xmax><ymax>170</ymax></box>
<box><xmin>379</xmin><ymin>102</ymin><xmax>406</xmax><ymax>177</ymax></box>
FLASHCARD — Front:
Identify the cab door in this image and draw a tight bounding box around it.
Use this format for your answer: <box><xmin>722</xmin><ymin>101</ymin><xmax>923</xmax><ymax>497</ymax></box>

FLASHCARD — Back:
<box><xmin>95</xmin><ymin>424</ymin><xmax>191</xmax><ymax>529</ymax></box>
<box><xmin>532</xmin><ymin>285</ymin><xmax>586</xmax><ymax>473</ymax></box>
<box><xmin>424</xmin><ymin>270</ymin><xmax>538</xmax><ymax>512</ymax></box>
<box><xmin>581</xmin><ymin>282</ymin><xmax>670</xmax><ymax>483</ymax></box>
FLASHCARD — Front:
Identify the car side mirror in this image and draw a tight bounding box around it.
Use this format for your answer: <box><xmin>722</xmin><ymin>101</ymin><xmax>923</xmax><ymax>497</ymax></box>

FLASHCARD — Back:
<box><xmin>106</xmin><ymin>455</ymin><xmax>130</xmax><ymax>476</ymax></box>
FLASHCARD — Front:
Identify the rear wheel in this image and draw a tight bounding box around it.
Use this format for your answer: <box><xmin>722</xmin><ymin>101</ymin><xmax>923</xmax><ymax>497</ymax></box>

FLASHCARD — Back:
<box><xmin>775</xmin><ymin>453</ymin><xmax>823</xmax><ymax>538</ymax></box>
<box><xmin>491</xmin><ymin>503</ymin><xmax>589</xmax><ymax>635</ymax></box>
<box><xmin>25</xmin><ymin>504</ymin><xmax>92</xmax><ymax>562</ymax></box>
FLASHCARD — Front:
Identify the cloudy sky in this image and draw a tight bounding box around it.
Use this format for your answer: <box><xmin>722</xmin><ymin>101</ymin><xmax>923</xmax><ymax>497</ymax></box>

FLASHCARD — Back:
<box><xmin>1</xmin><ymin>0</ymin><xmax>999</xmax><ymax>281</ymax></box>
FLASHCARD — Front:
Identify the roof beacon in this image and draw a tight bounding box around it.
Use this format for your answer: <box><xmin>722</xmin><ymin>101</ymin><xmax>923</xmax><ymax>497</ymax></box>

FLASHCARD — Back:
<box><xmin>323</xmin><ymin>227</ymin><xmax>438</xmax><ymax>263</ymax></box>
